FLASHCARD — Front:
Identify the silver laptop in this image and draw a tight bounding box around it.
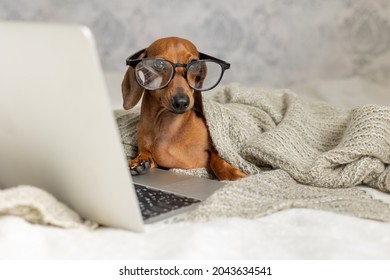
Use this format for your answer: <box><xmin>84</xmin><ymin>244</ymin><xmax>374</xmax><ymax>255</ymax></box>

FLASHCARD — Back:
<box><xmin>0</xmin><ymin>21</ymin><xmax>224</xmax><ymax>232</ymax></box>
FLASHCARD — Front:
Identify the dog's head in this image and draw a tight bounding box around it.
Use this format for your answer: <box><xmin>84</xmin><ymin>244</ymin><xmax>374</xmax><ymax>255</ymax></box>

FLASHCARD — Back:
<box><xmin>122</xmin><ymin>37</ymin><xmax>207</xmax><ymax>114</ymax></box>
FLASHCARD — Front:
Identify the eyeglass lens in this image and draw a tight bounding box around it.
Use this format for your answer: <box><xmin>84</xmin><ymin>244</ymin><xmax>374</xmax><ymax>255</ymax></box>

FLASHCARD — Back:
<box><xmin>134</xmin><ymin>59</ymin><xmax>223</xmax><ymax>91</ymax></box>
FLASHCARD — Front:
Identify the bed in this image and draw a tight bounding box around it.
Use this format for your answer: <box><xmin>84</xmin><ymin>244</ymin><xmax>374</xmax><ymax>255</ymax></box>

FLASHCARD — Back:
<box><xmin>1</xmin><ymin>1</ymin><xmax>390</xmax><ymax>270</ymax></box>
<box><xmin>1</xmin><ymin>73</ymin><xmax>389</xmax><ymax>260</ymax></box>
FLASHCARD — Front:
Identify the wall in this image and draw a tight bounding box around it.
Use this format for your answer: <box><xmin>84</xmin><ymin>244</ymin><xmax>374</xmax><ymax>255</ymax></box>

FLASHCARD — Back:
<box><xmin>1</xmin><ymin>0</ymin><xmax>390</xmax><ymax>87</ymax></box>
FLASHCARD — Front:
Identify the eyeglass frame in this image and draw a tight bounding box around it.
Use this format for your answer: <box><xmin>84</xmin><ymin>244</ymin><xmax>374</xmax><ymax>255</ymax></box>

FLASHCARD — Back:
<box><xmin>125</xmin><ymin>49</ymin><xmax>230</xmax><ymax>91</ymax></box>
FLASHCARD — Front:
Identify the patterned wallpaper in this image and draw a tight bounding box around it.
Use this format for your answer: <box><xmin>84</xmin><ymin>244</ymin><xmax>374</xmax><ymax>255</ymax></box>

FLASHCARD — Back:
<box><xmin>1</xmin><ymin>0</ymin><xmax>390</xmax><ymax>87</ymax></box>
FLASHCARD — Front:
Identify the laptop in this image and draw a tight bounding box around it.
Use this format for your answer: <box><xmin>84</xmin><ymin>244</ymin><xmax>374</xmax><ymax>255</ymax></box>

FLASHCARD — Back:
<box><xmin>0</xmin><ymin>21</ymin><xmax>225</xmax><ymax>232</ymax></box>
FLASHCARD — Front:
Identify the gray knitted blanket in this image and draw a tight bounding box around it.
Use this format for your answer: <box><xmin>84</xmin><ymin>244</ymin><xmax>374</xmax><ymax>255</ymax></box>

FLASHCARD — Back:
<box><xmin>117</xmin><ymin>84</ymin><xmax>390</xmax><ymax>222</ymax></box>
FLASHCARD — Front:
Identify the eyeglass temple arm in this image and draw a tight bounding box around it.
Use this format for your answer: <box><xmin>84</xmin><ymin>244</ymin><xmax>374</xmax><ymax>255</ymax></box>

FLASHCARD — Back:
<box><xmin>198</xmin><ymin>52</ymin><xmax>230</xmax><ymax>69</ymax></box>
<box><xmin>126</xmin><ymin>48</ymin><xmax>147</xmax><ymax>65</ymax></box>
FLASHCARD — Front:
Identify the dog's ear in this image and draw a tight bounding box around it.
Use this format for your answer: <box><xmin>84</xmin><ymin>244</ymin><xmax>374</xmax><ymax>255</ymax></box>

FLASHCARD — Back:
<box><xmin>193</xmin><ymin>90</ymin><xmax>204</xmax><ymax>116</ymax></box>
<box><xmin>192</xmin><ymin>60</ymin><xmax>206</xmax><ymax>116</ymax></box>
<box><xmin>121</xmin><ymin>68</ymin><xmax>143</xmax><ymax>110</ymax></box>
<box><xmin>121</xmin><ymin>51</ymin><xmax>146</xmax><ymax>110</ymax></box>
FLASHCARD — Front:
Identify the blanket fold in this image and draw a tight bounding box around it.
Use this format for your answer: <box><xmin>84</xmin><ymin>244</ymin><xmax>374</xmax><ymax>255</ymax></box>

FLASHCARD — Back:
<box><xmin>181</xmin><ymin>170</ymin><xmax>390</xmax><ymax>223</ymax></box>
<box><xmin>203</xmin><ymin>85</ymin><xmax>390</xmax><ymax>192</ymax></box>
<box><xmin>0</xmin><ymin>186</ymin><xmax>97</xmax><ymax>228</ymax></box>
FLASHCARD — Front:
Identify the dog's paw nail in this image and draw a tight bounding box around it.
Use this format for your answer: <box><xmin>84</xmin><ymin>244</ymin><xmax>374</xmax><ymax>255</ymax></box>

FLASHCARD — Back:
<box><xmin>135</xmin><ymin>165</ymin><xmax>144</xmax><ymax>174</ymax></box>
<box><xmin>144</xmin><ymin>161</ymin><xmax>151</xmax><ymax>170</ymax></box>
<box><xmin>130</xmin><ymin>169</ymin><xmax>138</xmax><ymax>176</ymax></box>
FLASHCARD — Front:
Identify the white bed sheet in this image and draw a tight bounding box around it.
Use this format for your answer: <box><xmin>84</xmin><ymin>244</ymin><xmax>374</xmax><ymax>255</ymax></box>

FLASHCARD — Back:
<box><xmin>1</xmin><ymin>76</ymin><xmax>389</xmax><ymax>260</ymax></box>
<box><xmin>1</xmin><ymin>206</ymin><xmax>390</xmax><ymax>259</ymax></box>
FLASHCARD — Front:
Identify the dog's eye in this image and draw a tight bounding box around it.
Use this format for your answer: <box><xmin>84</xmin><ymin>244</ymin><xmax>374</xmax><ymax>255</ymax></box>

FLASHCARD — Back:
<box><xmin>188</xmin><ymin>61</ymin><xmax>201</xmax><ymax>72</ymax></box>
<box><xmin>152</xmin><ymin>60</ymin><xmax>167</xmax><ymax>72</ymax></box>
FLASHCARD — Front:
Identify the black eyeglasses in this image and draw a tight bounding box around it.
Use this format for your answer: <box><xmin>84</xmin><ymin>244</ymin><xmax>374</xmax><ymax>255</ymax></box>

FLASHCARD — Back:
<box><xmin>126</xmin><ymin>49</ymin><xmax>230</xmax><ymax>91</ymax></box>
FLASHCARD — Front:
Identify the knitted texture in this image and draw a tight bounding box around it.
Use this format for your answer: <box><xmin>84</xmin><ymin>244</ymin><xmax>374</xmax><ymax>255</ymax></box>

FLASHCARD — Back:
<box><xmin>182</xmin><ymin>170</ymin><xmax>390</xmax><ymax>222</ymax></box>
<box><xmin>115</xmin><ymin>108</ymin><xmax>140</xmax><ymax>160</ymax></box>
<box><xmin>203</xmin><ymin>84</ymin><xmax>390</xmax><ymax>192</ymax></box>
<box><xmin>118</xmin><ymin>84</ymin><xmax>390</xmax><ymax>222</ymax></box>
<box><xmin>0</xmin><ymin>186</ymin><xmax>97</xmax><ymax>228</ymax></box>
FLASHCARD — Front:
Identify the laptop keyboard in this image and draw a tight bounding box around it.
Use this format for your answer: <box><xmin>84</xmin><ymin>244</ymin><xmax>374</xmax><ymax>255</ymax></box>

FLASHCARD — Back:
<box><xmin>134</xmin><ymin>184</ymin><xmax>201</xmax><ymax>220</ymax></box>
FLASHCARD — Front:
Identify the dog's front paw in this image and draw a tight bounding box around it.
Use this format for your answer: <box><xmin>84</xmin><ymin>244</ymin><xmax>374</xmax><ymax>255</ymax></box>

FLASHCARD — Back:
<box><xmin>129</xmin><ymin>159</ymin><xmax>152</xmax><ymax>175</ymax></box>
<box><xmin>129</xmin><ymin>152</ymin><xmax>156</xmax><ymax>175</ymax></box>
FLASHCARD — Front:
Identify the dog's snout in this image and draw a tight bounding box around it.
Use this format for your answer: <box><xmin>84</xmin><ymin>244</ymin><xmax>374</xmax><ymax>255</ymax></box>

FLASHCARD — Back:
<box><xmin>171</xmin><ymin>94</ymin><xmax>190</xmax><ymax>114</ymax></box>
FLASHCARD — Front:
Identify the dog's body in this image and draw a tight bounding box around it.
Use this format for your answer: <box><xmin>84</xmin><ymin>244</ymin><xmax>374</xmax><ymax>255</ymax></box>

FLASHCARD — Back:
<box><xmin>122</xmin><ymin>37</ymin><xmax>246</xmax><ymax>180</ymax></box>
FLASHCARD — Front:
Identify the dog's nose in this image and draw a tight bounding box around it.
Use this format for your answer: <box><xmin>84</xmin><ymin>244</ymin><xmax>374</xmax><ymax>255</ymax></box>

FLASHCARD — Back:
<box><xmin>171</xmin><ymin>94</ymin><xmax>189</xmax><ymax>114</ymax></box>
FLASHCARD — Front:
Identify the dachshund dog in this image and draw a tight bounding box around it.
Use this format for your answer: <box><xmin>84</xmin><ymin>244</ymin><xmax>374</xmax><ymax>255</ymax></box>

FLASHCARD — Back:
<box><xmin>121</xmin><ymin>37</ymin><xmax>246</xmax><ymax>180</ymax></box>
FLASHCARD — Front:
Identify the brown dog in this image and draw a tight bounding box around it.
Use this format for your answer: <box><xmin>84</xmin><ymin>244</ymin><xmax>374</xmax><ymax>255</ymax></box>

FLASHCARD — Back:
<box><xmin>121</xmin><ymin>37</ymin><xmax>246</xmax><ymax>180</ymax></box>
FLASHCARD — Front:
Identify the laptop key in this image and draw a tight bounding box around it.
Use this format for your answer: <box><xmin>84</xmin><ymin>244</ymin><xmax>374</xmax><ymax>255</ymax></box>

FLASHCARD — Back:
<box><xmin>134</xmin><ymin>184</ymin><xmax>200</xmax><ymax>220</ymax></box>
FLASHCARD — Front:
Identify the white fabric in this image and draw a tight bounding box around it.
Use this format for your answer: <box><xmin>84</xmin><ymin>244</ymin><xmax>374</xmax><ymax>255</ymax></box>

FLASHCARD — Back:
<box><xmin>2</xmin><ymin>204</ymin><xmax>390</xmax><ymax>259</ymax></box>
